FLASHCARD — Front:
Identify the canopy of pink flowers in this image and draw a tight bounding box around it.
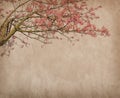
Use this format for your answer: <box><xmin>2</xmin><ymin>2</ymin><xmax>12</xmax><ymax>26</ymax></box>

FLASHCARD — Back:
<box><xmin>25</xmin><ymin>0</ymin><xmax>109</xmax><ymax>37</ymax></box>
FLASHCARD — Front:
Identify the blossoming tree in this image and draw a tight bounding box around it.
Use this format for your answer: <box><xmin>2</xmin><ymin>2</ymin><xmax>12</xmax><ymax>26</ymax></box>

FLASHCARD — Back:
<box><xmin>0</xmin><ymin>0</ymin><xmax>109</xmax><ymax>56</ymax></box>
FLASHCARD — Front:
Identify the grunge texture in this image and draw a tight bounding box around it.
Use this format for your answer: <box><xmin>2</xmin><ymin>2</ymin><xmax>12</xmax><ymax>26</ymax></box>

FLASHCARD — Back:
<box><xmin>0</xmin><ymin>0</ymin><xmax>120</xmax><ymax>98</ymax></box>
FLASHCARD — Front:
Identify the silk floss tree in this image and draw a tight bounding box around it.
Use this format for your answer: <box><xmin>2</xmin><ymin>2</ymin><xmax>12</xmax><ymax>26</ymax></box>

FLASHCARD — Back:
<box><xmin>0</xmin><ymin>0</ymin><xmax>110</xmax><ymax>56</ymax></box>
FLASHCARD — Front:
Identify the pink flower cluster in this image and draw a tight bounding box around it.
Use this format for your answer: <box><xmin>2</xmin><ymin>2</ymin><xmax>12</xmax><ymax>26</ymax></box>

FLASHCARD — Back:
<box><xmin>29</xmin><ymin>0</ymin><xmax>109</xmax><ymax>38</ymax></box>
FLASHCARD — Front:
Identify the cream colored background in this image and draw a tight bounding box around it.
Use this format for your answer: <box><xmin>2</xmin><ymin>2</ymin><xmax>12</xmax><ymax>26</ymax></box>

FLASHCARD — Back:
<box><xmin>0</xmin><ymin>0</ymin><xmax>120</xmax><ymax>98</ymax></box>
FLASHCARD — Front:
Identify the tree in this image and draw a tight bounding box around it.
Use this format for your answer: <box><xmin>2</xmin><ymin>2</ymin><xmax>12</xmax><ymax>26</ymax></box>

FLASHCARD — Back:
<box><xmin>0</xmin><ymin>0</ymin><xmax>109</xmax><ymax>56</ymax></box>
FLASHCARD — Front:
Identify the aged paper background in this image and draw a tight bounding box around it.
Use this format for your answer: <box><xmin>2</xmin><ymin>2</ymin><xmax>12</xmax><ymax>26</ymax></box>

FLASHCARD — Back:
<box><xmin>0</xmin><ymin>0</ymin><xmax>120</xmax><ymax>98</ymax></box>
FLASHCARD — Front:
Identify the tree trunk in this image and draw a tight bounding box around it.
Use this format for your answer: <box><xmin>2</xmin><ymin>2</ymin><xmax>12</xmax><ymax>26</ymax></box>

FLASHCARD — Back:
<box><xmin>0</xmin><ymin>26</ymin><xmax>16</xmax><ymax>46</ymax></box>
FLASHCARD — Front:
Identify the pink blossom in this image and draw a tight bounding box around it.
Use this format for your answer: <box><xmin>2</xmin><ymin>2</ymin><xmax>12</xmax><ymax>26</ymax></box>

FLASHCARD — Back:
<box><xmin>26</xmin><ymin>6</ymin><xmax>33</xmax><ymax>12</ymax></box>
<box><xmin>100</xmin><ymin>26</ymin><xmax>109</xmax><ymax>36</ymax></box>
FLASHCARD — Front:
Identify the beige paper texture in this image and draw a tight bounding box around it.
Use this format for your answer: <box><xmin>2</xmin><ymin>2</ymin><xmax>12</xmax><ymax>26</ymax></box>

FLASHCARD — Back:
<box><xmin>0</xmin><ymin>0</ymin><xmax>120</xmax><ymax>98</ymax></box>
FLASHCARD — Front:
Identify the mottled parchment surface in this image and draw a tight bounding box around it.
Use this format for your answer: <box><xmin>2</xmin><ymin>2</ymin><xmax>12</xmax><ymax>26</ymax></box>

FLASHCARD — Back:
<box><xmin>0</xmin><ymin>0</ymin><xmax>120</xmax><ymax>98</ymax></box>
